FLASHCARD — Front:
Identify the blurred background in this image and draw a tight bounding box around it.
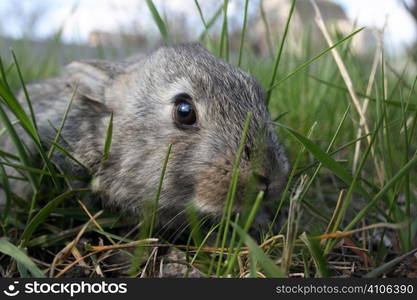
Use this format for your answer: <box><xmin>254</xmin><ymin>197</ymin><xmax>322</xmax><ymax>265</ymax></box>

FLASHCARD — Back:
<box><xmin>0</xmin><ymin>0</ymin><xmax>416</xmax><ymax>61</ymax></box>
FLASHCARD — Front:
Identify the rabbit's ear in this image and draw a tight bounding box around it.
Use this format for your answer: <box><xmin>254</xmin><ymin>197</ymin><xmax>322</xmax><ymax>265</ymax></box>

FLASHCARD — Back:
<box><xmin>64</xmin><ymin>60</ymin><xmax>119</xmax><ymax>106</ymax></box>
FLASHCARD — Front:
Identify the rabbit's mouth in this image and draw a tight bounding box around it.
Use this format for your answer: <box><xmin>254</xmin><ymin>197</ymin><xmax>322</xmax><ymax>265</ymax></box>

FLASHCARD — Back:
<box><xmin>191</xmin><ymin>157</ymin><xmax>282</xmax><ymax>216</ymax></box>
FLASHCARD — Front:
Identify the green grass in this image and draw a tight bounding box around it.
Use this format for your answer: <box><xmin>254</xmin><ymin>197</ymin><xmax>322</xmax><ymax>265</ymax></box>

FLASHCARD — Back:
<box><xmin>0</xmin><ymin>0</ymin><xmax>417</xmax><ymax>278</ymax></box>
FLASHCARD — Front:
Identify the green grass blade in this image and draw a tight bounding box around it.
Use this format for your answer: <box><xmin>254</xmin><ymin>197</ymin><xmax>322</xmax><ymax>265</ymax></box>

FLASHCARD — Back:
<box><xmin>11</xmin><ymin>50</ymin><xmax>38</xmax><ymax>132</ymax></box>
<box><xmin>266</xmin><ymin>0</ymin><xmax>296</xmax><ymax>104</ymax></box>
<box><xmin>219</xmin><ymin>0</ymin><xmax>229</xmax><ymax>60</ymax></box>
<box><xmin>297</xmin><ymin>104</ymin><xmax>351</xmax><ymax>224</ymax></box>
<box><xmin>0</xmin><ymin>149</ymin><xmax>20</xmax><ymax>161</ymax></box>
<box><xmin>149</xmin><ymin>143</ymin><xmax>172</xmax><ymax>238</ymax></box>
<box><xmin>345</xmin><ymin>152</ymin><xmax>417</xmax><ymax>232</ymax></box>
<box><xmin>299</xmin><ymin>232</ymin><xmax>329</xmax><ymax>277</ymax></box>
<box><xmin>145</xmin><ymin>0</ymin><xmax>170</xmax><ymax>43</ymax></box>
<box><xmin>197</xmin><ymin>3</ymin><xmax>223</xmax><ymax>41</ymax></box>
<box><xmin>47</xmin><ymin>140</ymin><xmax>89</xmax><ymax>172</ymax></box>
<box><xmin>214</xmin><ymin>112</ymin><xmax>252</xmax><ymax>276</ymax></box>
<box><xmin>224</xmin><ymin>190</ymin><xmax>264</xmax><ymax>276</ymax></box>
<box><xmin>276</xmin><ymin>123</ymin><xmax>371</xmax><ymax>200</ymax></box>
<box><xmin>194</xmin><ymin>0</ymin><xmax>216</xmax><ymax>50</ymax></box>
<box><xmin>103</xmin><ymin>112</ymin><xmax>113</xmax><ymax>160</ymax></box>
<box><xmin>190</xmin><ymin>223</ymin><xmax>220</xmax><ymax>267</ymax></box>
<box><xmin>0</xmin><ymin>164</ymin><xmax>12</xmax><ymax>224</ymax></box>
<box><xmin>309</xmin><ymin>74</ymin><xmax>417</xmax><ymax>112</ymax></box>
<box><xmin>237</xmin><ymin>0</ymin><xmax>249</xmax><ymax>67</ymax></box>
<box><xmin>0</xmin><ymin>119</ymin><xmax>20</xmax><ymax>137</ymax></box>
<box><xmin>20</xmin><ymin>188</ymin><xmax>91</xmax><ymax>245</ymax></box>
<box><xmin>0</xmin><ymin>238</ymin><xmax>45</xmax><ymax>277</ymax></box>
<box><xmin>0</xmin><ymin>103</ymin><xmax>39</xmax><ymax>190</ymax></box>
<box><xmin>364</xmin><ymin>247</ymin><xmax>417</xmax><ymax>278</ymax></box>
<box><xmin>231</xmin><ymin>222</ymin><xmax>284</xmax><ymax>278</ymax></box>
<box><xmin>406</xmin><ymin>75</ymin><xmax>417</xmax><ymax>145</ymax></box>
<box><xmin>0</xmin><ymin>82</ymin><xmax>37</xmax><ymax>140</ymax></box>
<box><xmin>27</xmin><ymin>82</ymin><xmax>78</xmax><ymax>221</ymax></box>
<box><xmin>0</xmin><ymin>161</ymin><xmax>87</xmax><ymax>181</ymax></box>
<box><xmin>323</xmin><ymin>115</ymin><xmax>384</xmax><ymax>253</ymax></box>
<box><xmin>0</xmin><ymin>57</ymin><xmax>11</xmax><ymax>90</ymax></box>
<box><xmin>268</xmin><ymin>27</ymin><xmax>365</xmax><ymax>92</ymax></box>
<box><xmin>1</xmin><ymin>54</ymin><xmax>60</xmax><ymax>193</ymax></box>
<box><xmin>259</xmin><ymin>0</ymin><xmax>274</xmax><ymax>59</ymax></box>
<box><xmin>269</xmin><ymin>122</ymin><xmax>317</xmax><ymax>234</ymax></box>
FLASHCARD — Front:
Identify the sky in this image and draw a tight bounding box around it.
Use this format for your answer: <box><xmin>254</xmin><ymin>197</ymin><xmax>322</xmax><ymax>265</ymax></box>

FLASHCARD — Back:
<box><xmin>334</xmin><ymin>0</ymin><xmax>416</xmax><ymax>51</ymax></box>
<box><xmin>0</xmin><ymin>0</ymin><xmax>416</xmax><ymax>52</ymax></box>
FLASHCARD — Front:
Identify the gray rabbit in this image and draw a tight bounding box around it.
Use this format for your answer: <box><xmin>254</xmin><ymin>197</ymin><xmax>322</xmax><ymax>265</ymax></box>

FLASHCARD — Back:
<box><xmin>1</xmin><ymin>43</ymin><xmax>289</xmax><ymax>228</ymax></box>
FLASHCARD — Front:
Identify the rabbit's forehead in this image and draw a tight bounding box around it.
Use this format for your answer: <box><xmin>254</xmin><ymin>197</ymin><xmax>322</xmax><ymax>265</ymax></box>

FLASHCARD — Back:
<box><xmin>159</xmin><ymin>74</ymin><xmax>265</xmax><ymax>113</ymax></box>
<box><xmin>159</xmin><ymin>77</ymin><xmax>193</xmax><ymax>99</ymax></box>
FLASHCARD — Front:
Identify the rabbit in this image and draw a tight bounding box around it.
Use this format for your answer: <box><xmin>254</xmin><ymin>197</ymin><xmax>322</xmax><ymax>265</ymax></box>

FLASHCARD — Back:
<box><xmin>1</xmin><ymin>43</ymin><xmax>289</xmax><ymax>230</ymax></box>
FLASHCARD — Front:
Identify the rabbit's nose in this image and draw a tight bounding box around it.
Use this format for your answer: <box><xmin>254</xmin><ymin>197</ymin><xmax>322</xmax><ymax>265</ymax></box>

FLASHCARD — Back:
<box><xmin>253</xmin><ymin>173</ymin><xmax>270</xmax><ymax>192</ymax></box>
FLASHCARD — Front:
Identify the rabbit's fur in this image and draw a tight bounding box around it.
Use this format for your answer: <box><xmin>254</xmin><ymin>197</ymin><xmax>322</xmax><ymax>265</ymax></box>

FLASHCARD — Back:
<box><xmin>1</xmin><ymin>43</ymin><xmax>289</xmax><ymax>227</ymax></box>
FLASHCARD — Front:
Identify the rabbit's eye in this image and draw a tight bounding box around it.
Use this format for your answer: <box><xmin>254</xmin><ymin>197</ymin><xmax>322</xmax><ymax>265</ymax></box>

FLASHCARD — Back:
<box><xmin>173</xmin><ymin>99</ymin><xmax>197</xmax><ymax>126</ymax></box>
